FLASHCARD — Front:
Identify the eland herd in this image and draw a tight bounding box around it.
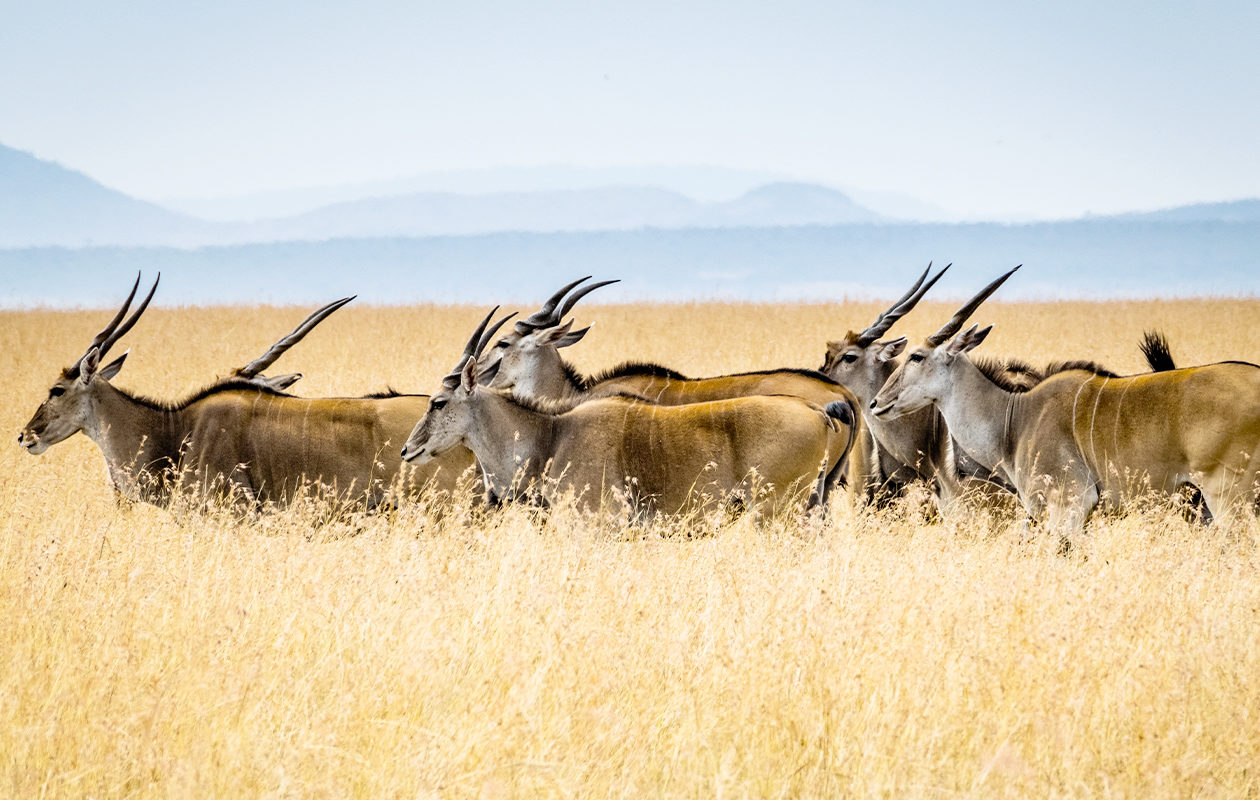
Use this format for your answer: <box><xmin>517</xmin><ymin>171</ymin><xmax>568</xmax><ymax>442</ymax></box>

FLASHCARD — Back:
<box><xmin>18</xmin><ymin>267</ymin><xmax>1260</xmax><ymax>543</ymax></box>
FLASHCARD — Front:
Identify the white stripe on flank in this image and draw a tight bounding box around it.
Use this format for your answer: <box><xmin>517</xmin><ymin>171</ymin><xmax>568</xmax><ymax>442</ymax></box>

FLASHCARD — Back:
<box><xmin>1088</xmin><ymin>377</ymin><xmax>1110</xmax><ymax>471</ymax></box>
<box><xmin>1070</xmin><ymin>375</ymin><xmax>1091</xmax><ymax>451</ymax></box>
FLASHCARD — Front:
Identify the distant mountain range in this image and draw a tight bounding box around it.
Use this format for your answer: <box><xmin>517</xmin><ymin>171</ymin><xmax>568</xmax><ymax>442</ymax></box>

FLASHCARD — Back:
<box><xmin>1</xmin><ymin>144</ymin><xmax>884</xmax><ymax>247</ymax></box>
<box><xmin>158</xmin><ymin>164</ymin><xmax>952</xmax><ymax>222</ymax></box>
<box><xmin>234</xmin><ymin>181</ymin><xmax>884</xmax><ymax>242</ymax></box>
<box><xmin>2</xmin><ymin>142</ymin><xmax>1257</xmax><ymax>305</ymax></box>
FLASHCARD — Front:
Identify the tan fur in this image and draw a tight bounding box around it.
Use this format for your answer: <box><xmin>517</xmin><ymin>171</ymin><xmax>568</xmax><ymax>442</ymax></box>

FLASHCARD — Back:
<box><xmin>1013</xmin><ymin>365</ymin><xmax>1260</xmax><ymax>525</ymax></box>
<box><xmin>823</xmin><ymin>330</ymin><xmax>1006</xmax><ymax>511</ymax></box>
<box><xmin>21</xmin><ymin>378</ymin><xmax>473</xmax><ymax>509</ymax></box>
<box><xmin>874</xmin><ymin>334</ymin><xmax>1260</xmax><ymax>535</ymax></box>
<box><xmin>404</xmin><ymin>382</ymin><xmax>845</xmax><ymax>518</ymax></box>
<box><xmin>551</xmin><ymin>370</ymin><xmax>858</xmax><ymax>501</ymax></box>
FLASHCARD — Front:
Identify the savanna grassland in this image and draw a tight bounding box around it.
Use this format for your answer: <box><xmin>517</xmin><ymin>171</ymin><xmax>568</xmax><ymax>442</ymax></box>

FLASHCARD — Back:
<box><xmin>2</xmin><ymin>297</ymin><xmax>1259</xmax><ymax>798</ymax></box>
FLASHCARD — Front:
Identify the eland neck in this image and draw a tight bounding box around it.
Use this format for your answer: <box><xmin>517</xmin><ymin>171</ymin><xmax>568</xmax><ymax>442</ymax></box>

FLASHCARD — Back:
<box><xmin>864</xmin><ymin>405</ymin><xmax>947</xmax><ymax>478</ymax></box>
<box><xmin>849</xmin><ymin>358</ymin><xmax>947</xmax><ymax>478</ymax></box>
<box><xmin>931</xmin><ymin>356</ymin><xmax>1014</xmax><ymax>476</ymax></box>
<box><xmin>515</xmin><ymin>349</ymin><xmax>586</xmax><ymax>403</ymax></box>
<box><xmin>464</xmin><ymin>391</ymin><xmax>557</xmax><ymax>499</ymax></box>
<box><xmin>84</xmin><ymin>381</ymin><xmax>185</xmax><ymax>498</ymax></box>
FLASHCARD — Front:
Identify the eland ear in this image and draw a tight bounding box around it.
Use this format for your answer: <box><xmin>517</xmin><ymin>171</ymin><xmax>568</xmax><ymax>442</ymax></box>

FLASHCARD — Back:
<box><xmin>460</xmin><ymin>355</ymin><xmax>478</xmax><ymax>393</ymax></box>
<box><xmin>946</xmin><ymin>324</ymin><xmax>992</xmax><ymax>356</ymax></box>
<box><xmin>968</xmin><ymin>325</ymin><xmax>994</xmax><ymax>351</ymax></box>
<box><xmin>553</xmin><ymin>324</ymin><xmax>591</xmax><ymax>349</ymax></box>
<box><xmin>99</xmin><ymin>350</ymin><xmax>129</xmax><ymax>381</ymax></box>
<box><xmin>877</xmin><ymin>337</ymin><xmax>908</xmax><ymax>361</ymax></box>
<box><xmin>540</xmin><ymin>319</ymin><xmax>575</xmax><ymax>345</ymax></box>
<box><xmin>77</xmin><ymin>347</ymin><xmax>102</xmax><ymax>384</ymax></box>
<box><xmin>477</xmin><ymin>358</ymin><xmax>502</xmax><ymax>384</ymax></box>
<box><xmin>260</xmin><ymin>372</ymin><xmax>301</xmax><ymax>391</ymax></box>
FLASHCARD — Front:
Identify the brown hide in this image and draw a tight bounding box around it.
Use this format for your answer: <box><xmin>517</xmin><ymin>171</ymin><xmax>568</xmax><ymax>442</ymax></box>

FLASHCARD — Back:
<box><xmin>453</xmin><ymin>392</ymin><xmax>845</xmax><ymax>517</ymax></box>
<box><xmin>585</xmin><ymin>371</ymin><xmax>857</xmax><ymax>489</ymax></box>
<box><xmin>181</xmin><ymin>390</ymin><xmax>473</xmax><ymax>505</ymax></box>
<box><xmin>1011</xmin><ymin>364</ymin><xmax>1260</xmax><ymax>520</ymax></box>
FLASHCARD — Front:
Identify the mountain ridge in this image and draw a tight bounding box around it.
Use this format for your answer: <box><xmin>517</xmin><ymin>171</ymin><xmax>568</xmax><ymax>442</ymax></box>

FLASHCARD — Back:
<box><xmin>4</xmin><ymin>142</ymin><xmax>1258</xmax><ymax>249</ymax></box>
<box><xmin>0</xmin><ymin>144</ymin><xmax>892</xmax><ymax>246</ymax></box>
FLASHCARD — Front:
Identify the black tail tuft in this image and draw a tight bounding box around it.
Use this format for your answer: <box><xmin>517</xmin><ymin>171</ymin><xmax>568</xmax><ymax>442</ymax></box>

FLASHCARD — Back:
<box><xmin>1140</xmin><ymin>330</ymin><xmax>1177</xmax><ymax>372</ymax></box>
<box><xmin>825</xmin><ymin>399</ymin><xmax>855</xmax><ymax>428</ymax></box>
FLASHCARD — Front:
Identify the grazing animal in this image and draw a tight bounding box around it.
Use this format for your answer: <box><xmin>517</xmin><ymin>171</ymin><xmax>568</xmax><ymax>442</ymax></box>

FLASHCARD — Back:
<box><xmin>476</xmin><ymin>277</ymin><xmax>860</xmax><ymax>505</ymax></box>
<box><xmin>870</xmin><ymin>269</ymin><xmax>1260</xmax><ymax>539</ymax></box>
<box><xmin>823</xmin><ymin>268</ymin><xmax>1190</xmax><ymax>515</ymax></box>
<box><xmin>403</xmin><ymin>317</ymin><xmax>856</xmax><ymax>518</ymax></box>
<box><xmin>18</xmin><ymin>276</ymin><xmax>479</xmax><ymax>510</ymax></box>
<box><xmin>820</xmin><ymin>263</ymin><xmax>1024</xmax><ymax>511</ymax></box>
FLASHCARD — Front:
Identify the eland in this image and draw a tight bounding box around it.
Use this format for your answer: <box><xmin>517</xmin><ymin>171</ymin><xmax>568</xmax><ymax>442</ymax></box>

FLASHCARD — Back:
<box><xmin>475</xmin><ymin>277</ymin><xmax>861</xmax><ymax>504</ymax></box>
<box><xmin>18</xmin><ymin>275</ymin><xmax>481</xmax><ymax>510</ymax></box>
<box><xmin>870</xmin><ymin>268</ymin><xmax>1260</xmax><ymax>538</ymax></box>
<box><xmin>403</xmin><ymin>312</ymin><xmax>856</xmax><ymax>518</ymax></box>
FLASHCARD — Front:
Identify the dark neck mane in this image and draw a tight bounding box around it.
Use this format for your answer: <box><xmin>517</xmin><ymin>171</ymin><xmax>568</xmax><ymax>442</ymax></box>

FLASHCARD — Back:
<box><xmin>970</xmin><ymin>354</ymin><xmax>1120</xmax><ymax>393</ymax></box>
<box><xmin>720</xmin><ymin>366</ymin><xmax>841</xmax><ymax>384</ymax></box>
<box><xmin>121</xmin><ymin>378</ymin><xmax>290</xmax><ymax>412</ymax></box>
<box><xmin>362</xmin><ymin>387</ymin><xmax>404</xmax><ymax>398</ymax></box>
<box><xmin>575</xmin><ymin>361</ymin><xmax>840</xmax><ymax>390</ymax></box>
<box><xmin>577</xmin><ymin>360</ymin><xmax>690</xmax><ymax>390</ymax></box>
<box><xmin>1043</xmin><ymin>360</ymin><xmax>1120</xmax><ymax>379</ymax></box>
<box><xmin>968</xmin><ymin>356</ymin><xmax>1042</xmax><ymax>392</ymax></box>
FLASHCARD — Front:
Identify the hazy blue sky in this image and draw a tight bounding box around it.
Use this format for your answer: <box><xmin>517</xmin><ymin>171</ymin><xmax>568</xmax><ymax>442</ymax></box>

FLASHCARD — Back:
<box><xmin>2</xmin><ymin>0</ymin><xmax>1257</xmax><ymax>218</ymax></box>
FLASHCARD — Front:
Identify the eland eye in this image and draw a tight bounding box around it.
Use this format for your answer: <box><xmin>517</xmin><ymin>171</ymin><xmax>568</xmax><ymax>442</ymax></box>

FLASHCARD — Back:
<box><xmin>49</xmin><ymin>386</ymin><xmax>66</xmax><ymax>398</ymax></box>
<box><xmin>430</xmin><ymin>398</ymin><xmax>447</xmax><ymax>410</ymax></box>
<box><xmin>908</xmin><ymin>353</ymin><xmax>925</xmax><ymax>363</ymax></box>
<box><xmin>840</xmin><ymin>353</ymin><xmax>859</xmax><ymax>364</ymax></box>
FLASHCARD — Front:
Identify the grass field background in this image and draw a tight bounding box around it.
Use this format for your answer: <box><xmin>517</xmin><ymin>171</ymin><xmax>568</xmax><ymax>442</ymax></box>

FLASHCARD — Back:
<box><xmin>2</xmin><ymin>297</ymin><xmax>1258</xmax><ymax>797</ymax></box>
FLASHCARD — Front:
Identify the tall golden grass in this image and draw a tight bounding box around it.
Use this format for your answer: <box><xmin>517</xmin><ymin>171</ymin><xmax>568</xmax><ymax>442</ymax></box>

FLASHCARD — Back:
<box><xmin>2</xmin><ymin>298</ymin><xmax>1258</xmax><ymax>797</ymax></box>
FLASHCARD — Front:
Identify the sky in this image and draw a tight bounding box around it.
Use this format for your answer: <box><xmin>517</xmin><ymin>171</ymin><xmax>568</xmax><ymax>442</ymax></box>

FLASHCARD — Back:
<box><xmin>1</xmin><ymin>0</ymin><xmax>1258</xmax><ymax>219</ymax></box>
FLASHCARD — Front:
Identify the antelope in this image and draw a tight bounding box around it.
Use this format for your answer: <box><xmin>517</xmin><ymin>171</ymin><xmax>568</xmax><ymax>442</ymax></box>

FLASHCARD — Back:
<box><xmin>822</xmin><ymin>267</ymin><xmax>1192</xmax><ymax>514</ymax></box>
<box><xmin>870</xmin><ymin>269</ymin><xmax>1260</xmax><ymax>538</ymax></box>
<box><xmin>18</xmin><ymin>275</ymin><xmax>483</xmax><ymax>510</ymax></box>
<box><xmin>819</xmin><ymin>262</ymin><xmax>1001</xmax><ymax>510</ymax></box>
<box><xmin>401</xmin><ymin>322</ymin><xmax>856</xmax><ymax>518</ymax></box>
<box><xmin>475</xmin><ymin>277</ymin><xmax>861</xmax><ymax>504</ymax></box>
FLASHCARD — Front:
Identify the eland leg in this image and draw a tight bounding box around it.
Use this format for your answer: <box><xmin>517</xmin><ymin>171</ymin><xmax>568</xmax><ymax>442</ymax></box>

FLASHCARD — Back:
<box><xmin>1197</xmin><ymin>464</ymin><xmax>1260</xmax><ymax>530</ymax></box>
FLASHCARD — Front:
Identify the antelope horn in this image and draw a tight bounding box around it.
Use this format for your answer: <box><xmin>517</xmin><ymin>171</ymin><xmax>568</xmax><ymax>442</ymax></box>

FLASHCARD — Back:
<box><xmin>475</xmin><ymin>309</ymin><xmax>518</xmax><ymax>355</ymax></box>
<box><xmin>82</xmin><ymin>273</ymin><xmax>142</xmax><ymax>363</ymax></box>
<box><xmin>237</xmin><ymin>296</ymin><xmax>355</xmax><ymax>378</ymax></box>
<box><xmin>856</xmin><ymin>262</ymin><xmax>950</xmax><ymax>345</ymax></box>
<box><xmin>555</xmin><ymin>279</ymin><xmax>620</xmax><ymax>322</ymax></box>
<box><xmin>459</xmin><ymin>306</ymin><xmax>502</xmax><ymax>366</ymax></box>
<box><xmin>91</xmin><ymin>273</ymin><xmax>160</xmax><ymax>365</ymax></box>
<box><xmin>515</xmin><ymin>276</ymin><xmax>591</xmax><ymax>332</ymax></box>
<box><xmin>443</xmin><ymin>306</ymin><xmax>517</xmax><ymax>389</ymax></box>
<box><xmin>925</xmin><ymin>265</ymin><xmax>1021</xmax><ymax>347</ymax></box>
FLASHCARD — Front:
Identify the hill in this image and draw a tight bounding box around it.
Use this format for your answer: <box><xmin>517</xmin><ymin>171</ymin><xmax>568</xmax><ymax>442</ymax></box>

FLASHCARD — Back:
<box><xmin>0</xmin><ymin>144</ymin><xmax>207</xmax><ymax>247</ymax></box>
<box><xmin>0</xmin><ymin>150</ymin><xmax>888</xmax><ymax>246</ymax></box>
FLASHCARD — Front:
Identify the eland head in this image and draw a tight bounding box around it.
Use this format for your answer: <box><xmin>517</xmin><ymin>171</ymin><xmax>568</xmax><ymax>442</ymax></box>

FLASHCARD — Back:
<box><xmin>476</xmin><ymin>276</ymin><xmax>619</xmax><ymax>394</ymax></box>
<box><xmin>19</xmin><ymin>273</ymin><xmax>159</xmax><ymax>455</ymax></box>
<box><xmin>871</xmin><ymin>266</ymin><xmax>1020</xmax><ymax>419</ymax></box>
<box><xmin>402</xmin><ymin>305</ymin><xmax>516</xmax><ymax>464</ymax></box>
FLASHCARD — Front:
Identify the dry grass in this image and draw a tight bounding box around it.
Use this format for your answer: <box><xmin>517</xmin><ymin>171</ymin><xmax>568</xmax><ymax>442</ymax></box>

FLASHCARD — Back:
<box><xmin>2</xmin><ymin>298</ymin><xmax>1259</xmax><ymax>798</ymax></box>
